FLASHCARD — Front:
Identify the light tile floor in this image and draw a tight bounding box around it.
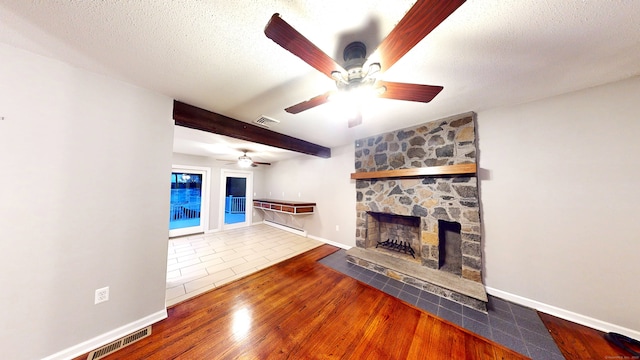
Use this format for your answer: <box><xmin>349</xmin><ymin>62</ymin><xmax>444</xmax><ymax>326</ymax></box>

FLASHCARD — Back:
<box><xmin>166</xmin><ymin>224</ymin><xmax>323</xmax><ymax>306</ymax></box>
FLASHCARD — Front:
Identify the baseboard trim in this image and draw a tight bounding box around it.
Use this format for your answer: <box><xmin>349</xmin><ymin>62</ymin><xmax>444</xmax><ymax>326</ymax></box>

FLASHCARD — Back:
<box><xmin>263</xmin><ymin>220</ymin><xmax>308</xmax><ymax>237</ymax></box>
<box><xmin>42</xmin><ymin>309</ymin><xmax>167</xmax><ymax>360</ymax></box>
<box><xmin>307</xmin><ymin>235</ymin><xmax>352</xmax><ymax>250</ymax></box>
<box><xmin>486</xmin><ymin>286</ymin><xmax>640</xmax><ymax>339</ymax></box>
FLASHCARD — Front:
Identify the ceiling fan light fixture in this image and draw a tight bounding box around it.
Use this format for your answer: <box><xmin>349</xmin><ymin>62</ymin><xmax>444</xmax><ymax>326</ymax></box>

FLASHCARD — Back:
<box><xmin>329</xmin><ymin>96</ymin><xmax>360</xmax><ymax>121</ymax></box>
<box><xmin>331</xmin><ymin>70</ymin><xmax>348</xmax><ymax>85</ymax></box>
<box><xmin>328</xmin><ymin>86</ymin><xmax>374</xmax><ymax>121</ymax></box>
<box><xmin>237</xmin><ymin>154</ymin><xmax>253</xmax><ymax>168</ymax></box>
<box><xmin>333</xmin><ymin>61</ymin><xmax>381</xmax><ymax>91</ymax></box>
<box><xmin>366</xmin><ymin>63</ymin><xmax>381</xmax><ymax>78</ymax></box>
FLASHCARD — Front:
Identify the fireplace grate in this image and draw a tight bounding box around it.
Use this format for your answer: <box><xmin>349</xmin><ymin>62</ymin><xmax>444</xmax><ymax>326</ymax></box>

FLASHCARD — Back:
<box><xmin>376</xmin><ymin>239</ymin><xmax>415</xmax><ymax>258</ymax></box>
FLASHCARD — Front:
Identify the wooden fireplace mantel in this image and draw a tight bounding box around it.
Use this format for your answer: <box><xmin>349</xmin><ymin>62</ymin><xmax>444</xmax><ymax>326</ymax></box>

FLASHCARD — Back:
<box><xmin>350</xmin><ymin>163</ymin><xmax>477</xmax><ymax>180</ymax></box>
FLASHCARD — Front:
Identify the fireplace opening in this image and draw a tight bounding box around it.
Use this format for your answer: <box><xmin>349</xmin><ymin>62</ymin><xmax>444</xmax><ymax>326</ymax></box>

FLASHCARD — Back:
<box><xmin>366</xmin><ymin>212</ymin><xmax>421</xmax><ymax>260</ymax></box>
<box><xmin>376</xmin><ymin>239</ymin><xmax>416</xmax><ymax>258</ymax></box>
<box><xmin>438</xmin><ymin>220</ymin><xmax>462</xmax><ymax>276</ymax></box>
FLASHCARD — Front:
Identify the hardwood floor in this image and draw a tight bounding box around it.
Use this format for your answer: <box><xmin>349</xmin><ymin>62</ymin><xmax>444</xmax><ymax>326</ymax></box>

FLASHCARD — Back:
<box><xmin>75</xmin><ymin>245</ymin><xmax>526</xmax><ymax>359</ymax></box>
<box><xmin>539</xmin><ymin>312</ymin><xmax>635</xmax><ymax>360</ymax></box>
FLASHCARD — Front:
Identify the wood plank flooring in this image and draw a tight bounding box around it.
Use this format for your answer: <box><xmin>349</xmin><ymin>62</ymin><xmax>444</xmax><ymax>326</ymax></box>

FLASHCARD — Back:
<box><xmin>539</xmin><ymin>312</ymin><xmax>635</xmax><ymax>360</ymax></box>
<box><xmin>75</xmin><ymin>245</ymin><xmax>526</xmax><ymax>359</ymax></box>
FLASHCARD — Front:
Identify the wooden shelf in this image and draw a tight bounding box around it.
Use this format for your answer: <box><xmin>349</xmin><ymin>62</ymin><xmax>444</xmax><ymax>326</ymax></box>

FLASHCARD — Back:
<box><xmin>253</xmin><ymin>199</ymin><xmax>315</xmax><ymax>215</ymax></box>
<box><xmin>350</xmin><ymin>163</ymin><xmax>476</xmax><ymax>180</ymax></box>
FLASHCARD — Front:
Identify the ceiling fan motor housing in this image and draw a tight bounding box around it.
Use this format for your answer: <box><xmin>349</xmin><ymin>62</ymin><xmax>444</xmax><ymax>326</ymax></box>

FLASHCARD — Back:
<box><xmin>343</xmin><ymin>41</ymin><xmax>367</xmax><ymax>83</ymax></box>
<box><xmin>343</xmin><ymin>41</ymin><xmax>367</xmax><ymax>63</ymax></box>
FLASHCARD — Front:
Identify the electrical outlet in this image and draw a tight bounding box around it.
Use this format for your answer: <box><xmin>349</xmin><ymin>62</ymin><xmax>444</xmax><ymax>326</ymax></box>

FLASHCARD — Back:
<box><xmin>336</xmin><ymin>225</ymin><xmax>339</xmax><ymax>231</ymax></box>
<box><xmin>95</xmin><ymin>287</ymin><xmax>109</xmax><ymax>304</ymax></box>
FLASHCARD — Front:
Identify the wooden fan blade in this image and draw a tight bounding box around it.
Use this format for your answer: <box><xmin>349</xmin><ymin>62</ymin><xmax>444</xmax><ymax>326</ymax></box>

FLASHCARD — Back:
<box><xmin>285</xmin><ymin>91</ymin><xmax>333</xmax><ymax>114</ymax></box>
<box><xmin>265</xmin><ymin>14</ymin><xmax>345</xmax><ymax>78</ymax></box>
<box><xmin>252</xmin><ymin>161</ymin><xmax>271</xmax><ymax>166</ymax></box>
<box><xmin>372</xmin><ymin>0</ymin><xmax>465</xmax><ymax>72</ymax></box>
<box><xmin>377</xmin><ymin>81</ymin><xmax>443</xmax><ymax>103</ymax></box>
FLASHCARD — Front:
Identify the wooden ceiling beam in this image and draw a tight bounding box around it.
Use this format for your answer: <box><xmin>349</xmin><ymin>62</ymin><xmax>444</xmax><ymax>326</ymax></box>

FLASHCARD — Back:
<box><xmin>172</xmin><ymin>100</ymin><xmax>331</xmax><ymax>158</ymax></box>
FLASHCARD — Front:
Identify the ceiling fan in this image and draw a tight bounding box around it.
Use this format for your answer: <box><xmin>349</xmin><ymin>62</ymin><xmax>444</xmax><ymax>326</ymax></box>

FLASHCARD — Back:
<box><xmin>218</xmin><ymin>151</ymin><xmax>271</xmax><ymax>168</ymax></box>
<box><xmin>264</xmin><ymin>0</ymin><xmax>465</xmax><ymax>127</ymax></box>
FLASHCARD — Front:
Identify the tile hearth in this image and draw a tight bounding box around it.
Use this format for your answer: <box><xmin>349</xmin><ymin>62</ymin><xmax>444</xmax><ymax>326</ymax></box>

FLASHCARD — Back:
<box><xmin>346</xmin><ymin>246</ymin><xmax>487</xmax><ymax>312</ymax></box>
<box><xmin>319</xmin><ymin>249</ymin><xmax>564</xmax><ymax>360</ymax></box>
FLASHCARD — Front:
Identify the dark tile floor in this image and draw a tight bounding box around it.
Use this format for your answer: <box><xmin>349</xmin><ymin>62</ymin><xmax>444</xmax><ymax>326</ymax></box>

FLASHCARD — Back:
<box><xmin>318</xmin><ymin>249</ymin><xmax>565</xmax><ymax>360</ymax></box>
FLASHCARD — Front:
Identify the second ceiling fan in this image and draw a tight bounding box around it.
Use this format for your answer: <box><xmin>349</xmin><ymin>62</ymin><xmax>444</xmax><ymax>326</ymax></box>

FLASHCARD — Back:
<box><xmin>264</xmin><ymin>0</ymin><xmax>465</xmax><ymax>127</ymax></box>
<box><xmin>218</xmin><ymin>151</ymin><xmax>271</xmax><ymax>168</ymax></box>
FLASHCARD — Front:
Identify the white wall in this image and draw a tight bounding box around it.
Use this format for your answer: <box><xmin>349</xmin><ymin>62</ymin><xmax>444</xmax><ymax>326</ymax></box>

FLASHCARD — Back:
<box><xmin>478</xmin><ymin>76</ymin><xmax>640</xmax><ymax>335</ymax></box>
<box><xmin>0</xmin><ymin>43</ymin><xmax>174</xmax><ymax>359</ymax></box>
<box><xmin>262</xmin><ymin>145</ymin><xmax>356</xmax><ymax>246</ymax></box>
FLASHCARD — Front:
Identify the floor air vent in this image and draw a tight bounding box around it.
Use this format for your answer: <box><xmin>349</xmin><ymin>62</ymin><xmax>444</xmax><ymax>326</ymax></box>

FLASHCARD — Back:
<box><xmin>254</xmin><ymin>115</ymin><xmax>280</xmax><ymax>128</ymax></box>
<box><xmin>87</xmin><ymin>326</ymin><xmax>151</xmax><ymax>360</ymax></box>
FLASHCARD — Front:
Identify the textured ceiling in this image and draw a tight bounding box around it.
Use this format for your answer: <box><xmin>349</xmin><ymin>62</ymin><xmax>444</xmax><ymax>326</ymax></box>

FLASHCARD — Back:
<box><xmin>1</xmin><ymin>0</ymin><xmax>639</xmax><ymax>162</ymax></box>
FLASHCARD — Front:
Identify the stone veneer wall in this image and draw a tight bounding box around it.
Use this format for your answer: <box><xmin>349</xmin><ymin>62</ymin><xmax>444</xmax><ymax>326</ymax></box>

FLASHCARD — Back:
<box><xmin>354</xmin><ymin>112</ymin><xmax>483</xmax><ymax>282</ymax></box>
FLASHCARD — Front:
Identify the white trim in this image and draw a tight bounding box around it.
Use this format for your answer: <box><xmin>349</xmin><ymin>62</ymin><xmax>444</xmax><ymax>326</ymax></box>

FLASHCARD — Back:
<box><xmin>486</xmin><ymin>286</ymin><xmax>640</xmax><ymax>339</ymax></box>
<box><xmin>219</xmin><ymin>169</ymin><xmax>253</xmax><ymax>230</ymax></box>
<box><xmin>169</xmin><ymin>165</ymin><xmax>210</xmax><ymax>237</ymax></box>
<box><xmin>42</xmin><ymin>309</ymin><xmax>167</xmax><ymax>360</ymax></box>
<box><xmin>264</xmin><ymin>220</ymin><xmax>307</xmax><ymax>237</ymax></box>
<box><xmin>308</xmin><ymin>234</ymin><xmax>352</xmax><ymax>250</ymax></box>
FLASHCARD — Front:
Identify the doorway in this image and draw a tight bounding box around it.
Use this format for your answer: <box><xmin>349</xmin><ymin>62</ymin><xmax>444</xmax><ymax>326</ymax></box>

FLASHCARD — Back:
<box><xmin>169</xmin><ymin>166</ymin><xmax>210</xmax><ymax>237</ymax></box>
<box><xmin>220</xmin><ymin>169</ymin><xmax>253</xmax><ymax>230</ymax></box>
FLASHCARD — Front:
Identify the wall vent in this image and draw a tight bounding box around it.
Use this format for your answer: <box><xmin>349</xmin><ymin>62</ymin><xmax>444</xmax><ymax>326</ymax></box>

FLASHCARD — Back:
<box><xmin>254</xmin><ymin>115</ymin><xmax>280</xmax><ymax>128</ymax></box>
<box><xmin>86</xmin><ymin>326</ymin><xmax>152</xmax><ymax>360</ymax></box>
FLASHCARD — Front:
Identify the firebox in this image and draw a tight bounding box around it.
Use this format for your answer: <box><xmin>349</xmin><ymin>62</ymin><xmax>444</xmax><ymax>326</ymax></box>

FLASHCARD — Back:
<box><xmin>366</xmin><ymin>212</ymin><xmax>421</xmax><ymax>261</ymax></box>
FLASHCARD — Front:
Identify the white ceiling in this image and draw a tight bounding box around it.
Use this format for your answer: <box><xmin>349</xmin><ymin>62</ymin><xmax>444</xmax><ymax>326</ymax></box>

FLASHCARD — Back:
<box><xmin>1</xmin><ymin>0</ymin><xmax>639</xmax><ymax>163</ymax></box>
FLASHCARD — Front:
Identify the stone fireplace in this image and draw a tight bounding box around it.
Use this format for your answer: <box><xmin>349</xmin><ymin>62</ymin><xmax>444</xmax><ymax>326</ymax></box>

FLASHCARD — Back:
<box><xmin>346</xmin><ymin>112</ymin><xmax>488</xmax><ymax>312</ymax></box>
